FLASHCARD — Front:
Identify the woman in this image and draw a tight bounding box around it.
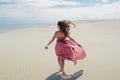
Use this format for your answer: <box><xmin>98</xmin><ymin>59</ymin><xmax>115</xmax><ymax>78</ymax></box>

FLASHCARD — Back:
<box><xmin>45</xmin><ymin>20</ymin><xmax>86</xmax><ymax>75</ymax></box>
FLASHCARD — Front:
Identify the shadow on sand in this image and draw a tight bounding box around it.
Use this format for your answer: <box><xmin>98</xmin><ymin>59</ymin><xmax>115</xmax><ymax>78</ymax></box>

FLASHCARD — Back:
<box><xmin>46</xmin><ymin>70</ymin><xmax>84</xmax><ymax>80</ymax></box>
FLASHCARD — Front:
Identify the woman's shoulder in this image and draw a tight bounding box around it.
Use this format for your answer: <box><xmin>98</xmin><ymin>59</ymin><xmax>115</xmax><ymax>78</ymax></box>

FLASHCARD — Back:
<box><xmin>55</xmin><ymin>31</ymin><xmax>59</xmax><ymax>33</ymax></box>
<box><xmin>54</xmin><ymin>31</ymin><xmax>61</xmax><ymax>36</ymax></box>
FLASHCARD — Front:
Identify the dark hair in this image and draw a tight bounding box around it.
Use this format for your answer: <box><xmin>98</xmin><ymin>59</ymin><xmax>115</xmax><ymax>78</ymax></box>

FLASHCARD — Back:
<box><xmin>57</xmin><ymin>21</ymin><xmax>70</xmax><ymax>37</ymax></box>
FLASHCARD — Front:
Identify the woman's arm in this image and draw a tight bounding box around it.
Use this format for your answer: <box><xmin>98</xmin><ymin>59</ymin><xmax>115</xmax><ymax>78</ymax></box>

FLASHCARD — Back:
<box><xmin>45</xmin><ymin>32</ymin><xmax>56</xmax><ymax>49</ymax></box>
<box><xmin>67</xmin><ymin>34</ymin><xmax>81</xmax><ymax>47</ymax></box>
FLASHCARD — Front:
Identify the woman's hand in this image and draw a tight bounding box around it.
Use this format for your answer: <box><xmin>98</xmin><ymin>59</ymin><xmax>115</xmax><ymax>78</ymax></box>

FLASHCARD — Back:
<box><xmin>77</xmin><ymin>44</ymin><xmax>81</xmax><ymax>47</ymax></box>
<box><xmin>45</xmin><ymin>46</ymin><xmax>48</xmax><ymax>50</ymax></box>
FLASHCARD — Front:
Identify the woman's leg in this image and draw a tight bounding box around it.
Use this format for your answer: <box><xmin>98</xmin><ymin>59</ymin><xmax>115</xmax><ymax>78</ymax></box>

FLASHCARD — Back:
<box><xmin>58</xmin><ymin>57</ymin><xmax>67</xmax><ymax>75</ymax></box>
<box><xmin>57</xmin><ymin>57</ymin><xmax>62</xmax><ymax>72</ymax></box>
<box><xmin>60</xmin><ymin>58</ymin><xmax>67</xmax><ymax>75</ymax></box>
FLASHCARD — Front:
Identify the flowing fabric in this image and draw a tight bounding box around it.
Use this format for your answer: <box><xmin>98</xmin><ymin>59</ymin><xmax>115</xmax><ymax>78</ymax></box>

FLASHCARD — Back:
<box><xmin>55</xmin><ymin>38</ymin><xmax>86</xmax><ymax>64</ymax></box>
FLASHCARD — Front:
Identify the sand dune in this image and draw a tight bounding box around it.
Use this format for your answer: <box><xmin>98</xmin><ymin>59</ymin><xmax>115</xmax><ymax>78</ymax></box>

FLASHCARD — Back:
<box><xmin>0</xmin><ymin>20</ymin><xmax>120</xmax><ymax>80</ymax></box>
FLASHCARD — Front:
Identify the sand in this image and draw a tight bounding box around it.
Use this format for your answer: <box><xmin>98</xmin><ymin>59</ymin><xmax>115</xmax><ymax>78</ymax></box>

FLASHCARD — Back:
<box><xmin>0</xmin><ymin>20</ymin><xmax>120</xmax><ymax>80</ymax></box>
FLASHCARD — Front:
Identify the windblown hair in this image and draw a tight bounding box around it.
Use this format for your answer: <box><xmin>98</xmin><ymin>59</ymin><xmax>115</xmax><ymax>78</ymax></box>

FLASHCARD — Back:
<box><xmin>57</xmin><ymin>20</ymin><xmax>75</xmax><ymax>37</ymax></box>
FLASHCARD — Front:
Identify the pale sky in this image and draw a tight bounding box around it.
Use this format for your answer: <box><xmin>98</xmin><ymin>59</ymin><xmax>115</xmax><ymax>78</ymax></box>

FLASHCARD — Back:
<box><xmin>0</xmin><ymin>0</ymin><xmax>120</xmax><ymax>25</ymax></box>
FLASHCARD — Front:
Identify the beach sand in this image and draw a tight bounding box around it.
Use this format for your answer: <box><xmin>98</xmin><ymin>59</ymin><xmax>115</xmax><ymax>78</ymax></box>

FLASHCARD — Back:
<box><xmin>0</xmin><ymin>20</ymin><xmax>120</xmax><ymax>80</ymax></box>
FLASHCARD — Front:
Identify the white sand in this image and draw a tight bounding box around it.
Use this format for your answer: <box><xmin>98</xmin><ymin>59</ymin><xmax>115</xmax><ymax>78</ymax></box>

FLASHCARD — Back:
<box><xmin>0</xmin><ymin>20</ymin><xmax>120</xmax><ymax>80</ymax></box>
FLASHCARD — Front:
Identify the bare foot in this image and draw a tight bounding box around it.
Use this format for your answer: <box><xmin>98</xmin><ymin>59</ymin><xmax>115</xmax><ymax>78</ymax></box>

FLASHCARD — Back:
<box><xmin>62</xmin><ymin>71</ymin><xmax>68</xmax><ymax>76</ymax></box>
<box><xmin>58</xmin><ymin>69</ymin><xmax>62</xmax><ymax>73</ymax></box>
<box><xmin>74</xmin><ymin>61</ymin><xmax>77</xmax><ymax>65</ymax></box>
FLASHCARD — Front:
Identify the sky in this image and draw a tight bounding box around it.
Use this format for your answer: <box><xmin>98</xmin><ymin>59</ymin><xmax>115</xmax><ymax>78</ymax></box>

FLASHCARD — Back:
<box><xmin>0</xmin><ymin>0</ymin><xmax>120</xmax><ymax>26</ymax></box>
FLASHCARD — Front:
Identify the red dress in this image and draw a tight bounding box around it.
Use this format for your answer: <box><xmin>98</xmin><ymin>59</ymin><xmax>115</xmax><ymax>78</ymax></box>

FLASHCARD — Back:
<box><xmin>55</xmin><ymin>38</ymin><xmax>86</xmax><ymax>64</ymax></box>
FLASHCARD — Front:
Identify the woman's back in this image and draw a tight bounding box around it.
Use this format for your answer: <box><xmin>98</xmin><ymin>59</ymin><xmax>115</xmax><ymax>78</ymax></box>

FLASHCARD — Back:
<box><xmin>56</xmin><ymin>31</ymin><xmax>66</xmax><ymax>39</ymax></box>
